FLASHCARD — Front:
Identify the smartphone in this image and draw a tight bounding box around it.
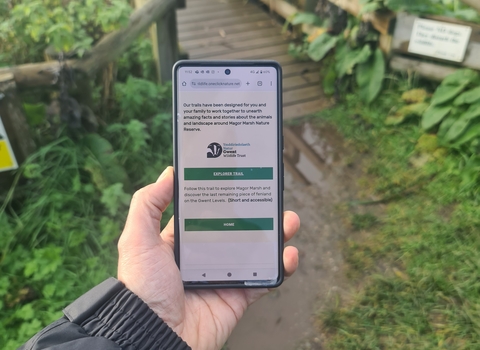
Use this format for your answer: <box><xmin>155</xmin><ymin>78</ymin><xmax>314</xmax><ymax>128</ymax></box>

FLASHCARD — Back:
<box><xmin>173</xmin><ymin>60</ymin><xmax>283</xmax><ymax>288</ymax></box>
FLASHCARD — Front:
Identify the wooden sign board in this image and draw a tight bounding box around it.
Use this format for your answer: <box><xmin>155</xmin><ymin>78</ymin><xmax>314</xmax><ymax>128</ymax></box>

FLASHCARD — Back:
<box><xmin>0</xmin><ymin>115</ymin><xmax>18</xmax><ymax>173</ymax></box>
<box><xmin>408</xmin><ymin>18</ymin><xmax>472</xmax><ymax>62</ymax></box>
<box><xmin>392</xmin><ymin>13</ymin><xmax>480</xmax><ymax>70</ymax></box>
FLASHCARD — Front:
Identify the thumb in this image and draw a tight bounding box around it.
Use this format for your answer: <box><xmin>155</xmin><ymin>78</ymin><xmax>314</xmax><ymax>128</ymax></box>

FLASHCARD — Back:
<box><xmin>118</xmin><ymin>166</ymin><xmax>174</xmax><ymax>250</ymax></box>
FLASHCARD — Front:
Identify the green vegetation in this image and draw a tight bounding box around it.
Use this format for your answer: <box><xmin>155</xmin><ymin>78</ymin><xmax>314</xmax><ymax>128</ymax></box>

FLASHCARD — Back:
<box><xmin>0</xmin><ymin>0</ymin><xmax>131</xmax><ymax>65</ymax></box>
<box><xmin>289</xmin><ymin>14</ymin><xmax>385</xmax><ymax>103</ymax></box>
<box><xmin>315</xmin><ymin>83</ymin><xmax>480</xmax><ymax>348</ymax></box>
<box><xmin>292</xmin><ymin>1</ymin><xmax>480</xmax><ymax>345</ymax></box>
<box><xmin>0</xmin><ymin>93</ymin><xmax>173</xmax><ymax>350</ymax></box>
<box><xmin>361</xmin><ymin>0</ymin><xmax>480</xmax><ymax>23</ymax></box>
<box><xmin>0</xmin><ymin>1</ymin><xmax>173</xmax><ymax>348</ymax></box>
<box><xmin>289</xmin><ymin>0</ymin><xmax>480</xmax><ymax>105</ymax></box>
<box><xmin>421</xmin><ymin>70</ymin><xmax>480</xmax><ymax>153</ymax></box>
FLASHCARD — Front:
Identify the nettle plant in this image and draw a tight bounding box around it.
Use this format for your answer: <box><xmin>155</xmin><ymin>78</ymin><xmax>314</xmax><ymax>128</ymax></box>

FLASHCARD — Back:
<box><xmin>0</xmin><ymin>0</ymin><xmax>132</xmax><ymax>65</ymax></box>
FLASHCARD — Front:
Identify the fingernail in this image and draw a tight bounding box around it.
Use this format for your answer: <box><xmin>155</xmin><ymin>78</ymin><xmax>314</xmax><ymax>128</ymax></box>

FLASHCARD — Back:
<box><xmin>156</xmin><ymin>167</ymin><xmax>169</xmax><ymax>182</ymax></box>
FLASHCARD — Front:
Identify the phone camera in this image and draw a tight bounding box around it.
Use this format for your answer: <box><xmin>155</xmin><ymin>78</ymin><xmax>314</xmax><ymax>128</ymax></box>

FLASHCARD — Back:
<box><xmin>225</xmin><ymin>69</ymin><xmax>231</xmax><ymax>75</ymax></box>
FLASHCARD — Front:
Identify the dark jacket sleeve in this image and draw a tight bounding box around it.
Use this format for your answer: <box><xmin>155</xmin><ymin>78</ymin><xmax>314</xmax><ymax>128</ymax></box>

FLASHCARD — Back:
<box><xmin>19</xmin><ymin>278</ymin><xmax>191</xmax><ymax>350</ymax></box>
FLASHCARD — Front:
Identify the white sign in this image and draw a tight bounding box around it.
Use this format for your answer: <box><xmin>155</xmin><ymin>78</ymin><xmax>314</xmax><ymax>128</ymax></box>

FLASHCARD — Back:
<box><xmin>0</xmin><ymin>115</ymin><xmax>18</xmax><ymax>172</ymax></box>
<box><xmin>408</xmin><ymin>18</ymin><xmax>472</xmax><ymax>62</ymax></box>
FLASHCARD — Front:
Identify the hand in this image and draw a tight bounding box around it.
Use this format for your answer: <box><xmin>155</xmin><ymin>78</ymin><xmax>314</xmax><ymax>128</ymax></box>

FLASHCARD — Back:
<box><xmin>117</xmin><ymin>166</ymin><xmax>300</xmax><ymax>350</ymax></box>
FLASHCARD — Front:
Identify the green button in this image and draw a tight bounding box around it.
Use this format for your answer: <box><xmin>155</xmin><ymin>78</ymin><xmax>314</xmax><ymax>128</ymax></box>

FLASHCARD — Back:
<box><xmin>185</xmin><ymin>218</ymin><xmax>273</xmax><ymax>231</ymax></box>
<box><xmin>184</xmin><ymin>167</ymin><xmax>273</xmax><ymax>180</ymax></box>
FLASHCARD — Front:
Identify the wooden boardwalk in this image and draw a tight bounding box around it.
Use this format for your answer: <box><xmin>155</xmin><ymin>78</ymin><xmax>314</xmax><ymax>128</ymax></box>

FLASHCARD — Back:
<box><xmin>176</xmin><ymin>0</ymin><xmax>330</xmax><ymax>120</ymax></box>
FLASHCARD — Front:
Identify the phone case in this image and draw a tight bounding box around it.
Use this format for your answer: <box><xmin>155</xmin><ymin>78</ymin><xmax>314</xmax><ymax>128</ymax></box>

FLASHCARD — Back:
<box><xmin>173</xmin><ymin>60</ymin><xmax>284</xmax><ymax>289</ymax></box>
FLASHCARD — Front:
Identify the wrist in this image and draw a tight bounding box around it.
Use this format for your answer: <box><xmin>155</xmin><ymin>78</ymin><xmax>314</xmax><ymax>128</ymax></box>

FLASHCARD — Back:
<box><xmin>64</xmin><ymin>278</ymin><xmax>191</xmax><ymax>350</ymax></box>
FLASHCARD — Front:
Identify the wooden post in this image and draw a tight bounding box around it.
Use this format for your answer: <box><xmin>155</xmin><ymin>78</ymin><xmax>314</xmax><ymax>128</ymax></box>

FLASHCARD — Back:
<box><xmin>134</xmin><ymin>0</ymin><xmax>162</xmax><ymax>82</ymax></box>
<box><xmin>390</xmin><ymin>56</ymin><xmax>458</xmax><ymax>82</ymax></box>
<box><xmin>0</xmin><ymin>73</ymin><xmax>36</xmax><ymax>190</ymax></box>
<box><xmin>134</xmin><ymin>0</ymin><xmax>181</xmax><ymax>83</ymax></box>
<box><xmin>156</xmin><ymin>5</ymin><xmax>179</xmax><ymax>83</ymax></box>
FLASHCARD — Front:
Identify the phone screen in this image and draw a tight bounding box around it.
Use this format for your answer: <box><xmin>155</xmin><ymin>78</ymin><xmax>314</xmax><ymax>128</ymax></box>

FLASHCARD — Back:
<box><xmin>173</xmin><ymin>61</ymin><xmax>283</xmax><ymax>287</ymax></box>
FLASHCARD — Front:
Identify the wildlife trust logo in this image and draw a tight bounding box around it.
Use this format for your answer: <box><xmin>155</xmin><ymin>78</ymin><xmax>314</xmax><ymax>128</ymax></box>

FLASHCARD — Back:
<box><xmin>207</xmin><ymin>142</ymin><xmax>250</xmax><ymax>158</ymax></box>
<box><xmin>207</xmin><ymin>142</ymin><xmax>222</xmax><ymax>158</ymax></box>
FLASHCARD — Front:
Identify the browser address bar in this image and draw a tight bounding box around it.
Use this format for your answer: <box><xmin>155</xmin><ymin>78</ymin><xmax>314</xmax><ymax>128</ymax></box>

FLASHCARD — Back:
<box><xmin>190</xmin><ymin>79</ymin><xmax>241</xmax><ymax>88</ymax></box>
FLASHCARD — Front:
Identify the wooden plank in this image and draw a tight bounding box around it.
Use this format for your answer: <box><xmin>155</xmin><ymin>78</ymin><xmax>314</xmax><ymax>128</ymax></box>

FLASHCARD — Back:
<box><xmin>283</xmin><ymin>154</ymin><xmax>310</xmax><ymax>185</ymax></box>
<box><xmin>390</xmin><ymin>56</ymin><xmax>458</xmax><ymax>82</ymax></box>
<box><xmin>283</xmin><ymin>99</ymin><xmax>330</xmax><ymax>120</ymax></box>
<box><xmin>284</xmin><ymin>127</ymin><xmax>325</xmax><ymax>170</ymax></box>
<box><xmin>176</xmin><ymin>0</ymin><xmax>329</xmax><ymax>121</ymax></box>
<box><xmin>185</xmin><ymin>0</ymin><xmax>244</xmax><ymax>7</ymax></box>
<box><xmin>392</xmin><ymin>12</ymin><xmax>480</xmax><ymax>70</ymax></box>
<box><xmin>178</xmin><ymin>13</ymin><xmax>269</xmax><ymax>32</ymax></box>
<box><xmin>181</xmin><ymin>0</ymin><xmax>244</xmax><ymax>12</ymax></box>
<box><xmin>187</xmin><ymin>36</ymin><xmax>289</xmax><ymax>58</ymax></box>
<box><xmin>283</xmin><ymin>85</ymin><xmax>322</xmax><ymax>106</ymax></box>
<box><xmin>282</xmin><ymin>62</ymin><xmax>320</xmax><ymax>77</ymax></box>
<box><xmin>198</xmin><ymin>43</ymin><xmax>289</xmax><ymax>60</ymax></box>
<box><xmin>261</xmin><ymin>53</ymin><xmax>299</xmax><ymax>66</ymax></box>
<box><xmin>178</xmin><ymin>7</ymin><xmax>257</xmax><ymax>23</ymax></box>
<box><xmin>178</xmin><ymin>7</ymin><xmax>258</xmax><ymax>24</ymax></box>
<box><xmin>180</xmin><ymin>27</ymin><xmax>282</xmax><ymax>50</ymax></box>
<box><xmin>284</xmin><ymin>133</ymin><xmax>301</xmax><ymax>164</ymax></box>
<box><xmin>178</xmin><ymin>20</ymin><xmax>277</xmax><ymax>41</ymax></box>
<box><xmin>283</xmin><ymin>72</ymin><xmax>320</xmax><ymax>91</ymax></box>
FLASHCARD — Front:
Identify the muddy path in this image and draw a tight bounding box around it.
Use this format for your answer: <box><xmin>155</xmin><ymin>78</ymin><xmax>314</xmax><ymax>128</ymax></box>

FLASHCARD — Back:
<box><xmin>226</xmin><ymin>122</ymin><xmax>363</xmax><ymax>350</ymax></box>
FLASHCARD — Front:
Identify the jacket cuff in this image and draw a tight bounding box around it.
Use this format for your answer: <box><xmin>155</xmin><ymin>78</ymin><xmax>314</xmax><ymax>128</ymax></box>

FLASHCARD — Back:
<box><xmin>63</xmin><ymin>278</ymin><xmax>191</xmax><ymax>350</ymax></box>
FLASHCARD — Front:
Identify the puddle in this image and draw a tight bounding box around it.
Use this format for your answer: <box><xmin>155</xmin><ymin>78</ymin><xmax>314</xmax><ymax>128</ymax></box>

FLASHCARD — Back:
<box><xmin>227</xmin><ymin>122</ymin><xmax>363</xmax><ymax>350</ymax></box>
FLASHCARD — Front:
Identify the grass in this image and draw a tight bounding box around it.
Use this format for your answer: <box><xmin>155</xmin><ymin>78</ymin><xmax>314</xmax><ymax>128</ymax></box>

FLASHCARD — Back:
<box><xmin>313</xmin><ymin>92</ymin><xmax>480</xmax><ymax>349</ymax></box>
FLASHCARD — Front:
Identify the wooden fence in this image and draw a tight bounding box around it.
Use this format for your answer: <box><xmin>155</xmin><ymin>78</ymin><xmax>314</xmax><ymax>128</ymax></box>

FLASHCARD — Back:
<box><xmin>0</xmin><ymin>0</ymin><xmax>183</xmax><ymax>188</ymax></box>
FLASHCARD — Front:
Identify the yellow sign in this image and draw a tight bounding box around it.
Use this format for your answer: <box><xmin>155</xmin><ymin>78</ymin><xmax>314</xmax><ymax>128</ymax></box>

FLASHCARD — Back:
<box><xmin>0</xmin><ymin>116</ymin><xmax>18</xmax><ymax>172</ymax></box>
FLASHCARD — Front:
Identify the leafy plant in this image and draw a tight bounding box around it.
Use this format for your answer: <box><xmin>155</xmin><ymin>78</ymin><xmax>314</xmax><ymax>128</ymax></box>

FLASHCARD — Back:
<box><xmin>359</xmin><ymin>0</ymin><xmax>480</xmax><ymax>23</ymax></box>
<box><xmin>114</xmin><ymin>77</ymin><xmax>171</xmax><ymax>121</ymax></box>
<box><xmin>291</xmin><ymin>12</ymin><xmax>385</xmax><ymax>103</ymax></box>
<box><xmin>356</xmin><ymin>47</ymin><xmax>385</xmax><ymax>103</ymax></box>
<box><xmin>1</xmin><ymin>104</ymin><xmax>173</xmax><ymax>348</ymax></box>
<box><xmin>421</xmin><ymin>69</ymin><xmax>480</xmax><ymax>147</ymax></box>
<box><xmin>0</xmin><ymin>138</ymin><xmax>119</xmax><ymax>348</ymax></box>
<box><xmin>307</xmin><ymin>33</ymin><xmax>340</xmax><ymax>62</ymax></box>
<box><xmin>0</xmin><ymin>0</ymin><xmax>132</xmax><ymax>65</ymax></box>
<box><xmin>0</xmin><ymin>1</ymin><xmax>174</xmax><ymax>348</ymax></box>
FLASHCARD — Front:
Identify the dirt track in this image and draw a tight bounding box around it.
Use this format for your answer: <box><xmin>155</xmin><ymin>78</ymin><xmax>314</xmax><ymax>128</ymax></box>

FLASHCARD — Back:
<box><xmin>226</xmin><ymin>122</ymin><xmax>363</xmax><ymax>349</ymax></box>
